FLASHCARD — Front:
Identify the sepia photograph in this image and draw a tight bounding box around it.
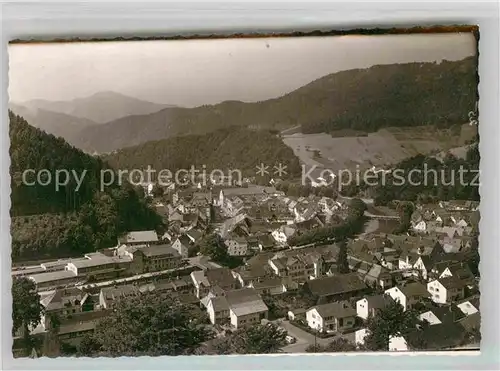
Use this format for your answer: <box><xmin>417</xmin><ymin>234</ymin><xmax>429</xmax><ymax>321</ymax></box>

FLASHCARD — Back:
<box><xmin>8</xmin><ymin>28</ymin><xmax>480</xmax><ymax>358</ymax></box>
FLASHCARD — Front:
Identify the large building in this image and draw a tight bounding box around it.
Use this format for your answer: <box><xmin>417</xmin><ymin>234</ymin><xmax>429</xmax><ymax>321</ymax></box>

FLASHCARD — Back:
<box><xmin>117</xmin><ymin>244</ymin><xmax>182</xmax><ymax>275</ymax></box>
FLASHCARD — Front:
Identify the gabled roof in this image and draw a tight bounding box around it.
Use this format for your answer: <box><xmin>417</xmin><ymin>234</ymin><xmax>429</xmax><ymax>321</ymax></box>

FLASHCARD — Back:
<box><xmin>437</xmin><ymin>276</ymin><xmax>467</xmax><ymax>290</ymax></box>
<box><xmin>140</xmin><ymin>244</ymin><xmax>179</xmax><ymax>258</ymax></box>
<box><xmin>460</xmin><ymin>295</ymin><xmax>480</xmax><ymax>311</ymax></box>
<box><xmin>206</xmin><ymin>268</ymin><xmax>237</xmax><ymax>288</ymax></box>
<box><xmin>361</xmin><ymin>294</ymin><xmax>393</xmax><ymax>309</ymax></box>
<box><xmin>457</xmin><ymin>311</ymin><xmax>480</xmax><ymax>333</ymax></box>
<box><xmin>406</xmin><ymin>322</ymin><xmax>466</xmax><ymax>350</ymax></box>
<box><xmin>400</xmin><ymin>282</ymin><xmax>430</xmax><ymax>298</ymax></box>
<box><xmin>310</xmin><ymin>301</ymin><xmax>356</xmax><ymax>319</ymax></box>
<box><xmin>424</xmin><ymin>305</ymin><xmax>466</xmax><ymax>323</ymax></box>
<box><xmin>29</xmin><ymin>270</ymin><xmax>77</xmax><ymax>284</ymax></box>
<box><xmin>176</xmin><ymin>234</ymin><xmax>192</xmax><ymax>246</ymax></box>
<box><xmin>225</xmin><ymin>288</ymin><xmax>268</xmax><ymax>316</ymax></box>
<box><xmin>191</xmin><ymin>270</ymin><xmax>210</xmax><ymax>287</ymax></box>
<box><xmin>251</xmin><ymin>277</ymin><xmax>283</xmax><ymax>290</ymax></box>
<box><xmin>306</xmin><ymin>273</ymin><xmax>367</xmax><ymax>297</ymax></box>
<box><xmin>221</xmin><ymin>186</ymin><xmax>276</xmax><ymax>197</ymax></box>
<box><xmin>41</xmin><ymin>287</ymin><xmax>88</xmax><ymax>311</ymax></box>
<box><xmin>209</xmin><ymin>296</ymin><xmax>229</xmax><ymax>312</ymax></box>
<box><xmin>101</xmin><ymin>284</ymin><xmax>140</xmax><ymax>301</ymax></box>
<box><xmin>445</xmin><ymin>262</ymin><xmax>475</xmax><ymax>283</ymax></box>
<box><xmin>120</xmin><ymin>230</ymin><xmax>159</xmax><ymax>244</ymax></box>
<box><xmin>233</xmin><ymin>264</ymin><xmax>269</xmax><ymax>280</ymax></box>
<box><xmin>186</xmin><ymin>229</ymin><xmax>203</xmax><ymax>242</ymax></box>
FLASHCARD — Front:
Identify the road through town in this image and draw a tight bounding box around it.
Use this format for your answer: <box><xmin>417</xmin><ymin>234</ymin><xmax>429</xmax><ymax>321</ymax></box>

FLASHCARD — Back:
<box><xmin>273</xmin><ymin>319</ymin><xmax>355</xmax><ymax>354</ymax></box>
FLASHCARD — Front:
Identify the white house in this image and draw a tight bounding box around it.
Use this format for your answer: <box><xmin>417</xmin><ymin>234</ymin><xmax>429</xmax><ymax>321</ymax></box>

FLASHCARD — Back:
<box><xmin>356</xmin><ymin>294</ymin><xmax>392</xmax><ymax>320</ymax></box>
<box><xmin>427</xmin><ymin>277</ymin><xmax>466</xmax><ymax>305</ymax></box>
<box><xmin>384</xmin><ymin>283</ymin><xmax>430</xmax><ymax>312</ymax></box>
<box><xmin>226</xmin><ymin>288</ymin><xmax>268</xmax><ymax>329</ymax></box>
<box><xmin>172</xmin><ymin>235</ymin><xmax>192</xmax><ymax>258</ymax></box>
<box><xmin>224</xmin><ymin>236</ymin><xmax>248</xmax><ymax>256</ymax></box>
<box><xmin>206</xmin><ymin>296</ymin><xmax>230</xmax><ymax>325</ymax></box>
<box><xmin>412</xmin><ymin>256</ymin><xmax>431</xmax><ymax>280</ymax></box>
<box><xmin>306</xmin><ymin>301</ymin><xmax>357</xmax><ymax>333</ymax></box>
<box><xmin>438</xmin><ymin>262</ymin><xmax>475</xmax><ymax>287</ymax></box>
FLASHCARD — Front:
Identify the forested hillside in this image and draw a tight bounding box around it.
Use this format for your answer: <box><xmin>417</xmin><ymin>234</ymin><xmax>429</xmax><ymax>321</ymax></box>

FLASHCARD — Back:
<box><xmin>300</xmin><ymin>57</ymin><xmax>477</xmax><ymax>134</ymax></box>
<box><xmin>19</xmin><ymin>91</ymin><xmax>171</xmax><ymax>124</ymax></box>
<box><xmin>9</xmin><ymin>112</ymin><xmax>162</xmax><ymax>261</ymax></box>
<box><xmin>72</xmin><ymin>57</ymin><xmax>477</xmax><ymax>153</ymax></box>
<box><xmin>369</xmin><ymin>141</ymin><xmax>480</xmax><ymax>205</ymax></box>
<box><xmin>8</xmin><ymin>103</ymin><xmax>99</xmax><ymax>148</ymax></box>
<box><xmin>104</xmin><ymin>127</ymin><xmax>302</xmax><ymax>179</ymax></box>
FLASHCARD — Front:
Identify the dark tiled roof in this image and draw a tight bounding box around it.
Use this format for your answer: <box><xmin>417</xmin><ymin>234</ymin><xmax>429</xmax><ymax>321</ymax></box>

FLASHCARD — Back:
<box><xmin>251</xmin><ymin>277</ymin><xmax>283</xmax><ymax>289</ymax></box>
<box><xmin>428</xmin><ymin>305</ymin><xmax>466</xmax><ymax>323</ymax></box>
<box><xmin>140</xmin><ymin>244</ymin><xmax>179</xmax><ymax>258</ymax></box>
<box><xmin>457</xmin><ymin>312</ymin><xmax>481</xmax><ymax>333</ymax></box>
<box><xmin>177</xmin><ymin>234</ymin><xmax>192</xmax><ymax>246</ymax></box>
<box><xmin>206</xmin><ymin>268</ymin><xmax>237</xmax><ymax>288</ymax></box>
<box><xmin>312</xmin><ymin>301</ymin><xmax>356</xmax><ymax>319</ymax></box>
<box><xmin>406</xmin><ymin>322</ymin><xmax>466</xmax><ymax>350</ymax></box>
<box><xmin>306</xmin><ymin>273</ymin><xmax>367</xmax><ymax>297</ymax></box>
<box><xmin>400</xmin><ymin>282</ymin><xmax>430</xmax><ymax>298</ymax></box>
<box><xmin>210</xmin><ymin>296</ymin><xmax>229</xmax><ymax>312</ymax></box>
<box><xmin>364</xmin><ymin>294</ymin><xmax>393</xmax><ymax>309</ymax></box>
<box><xmin>439</xmin><ymin>276</ymin><xmax>467</xmax><ymax>290</ymax></box>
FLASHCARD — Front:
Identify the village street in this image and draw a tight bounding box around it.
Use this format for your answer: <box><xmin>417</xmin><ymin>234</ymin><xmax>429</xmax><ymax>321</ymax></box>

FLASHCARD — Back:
<box><xmin>271</xmin><ymin>319</ymin><xmax>355</xmax><ymax>353</ymax></box>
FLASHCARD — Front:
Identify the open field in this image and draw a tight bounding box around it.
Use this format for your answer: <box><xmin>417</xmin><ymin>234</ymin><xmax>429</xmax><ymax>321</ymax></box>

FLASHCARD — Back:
<box><xmin>282</xmin><ymin>124</ymin><xmax>477</xmax><ymax>178</ymax></box>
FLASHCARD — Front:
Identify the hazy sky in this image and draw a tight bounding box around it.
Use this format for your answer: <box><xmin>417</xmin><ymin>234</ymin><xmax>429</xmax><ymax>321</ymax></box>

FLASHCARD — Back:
<box><xmin>9</xmin><ymin>33</ymin><xmax>476</xmax><ymax>107</ymax></box>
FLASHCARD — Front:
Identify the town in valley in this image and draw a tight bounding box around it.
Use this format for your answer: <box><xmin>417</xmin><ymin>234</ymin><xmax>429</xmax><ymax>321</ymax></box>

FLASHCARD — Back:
<box><xmin>8</xmin><ymin>31</ymin><xmax>480</xmax><ymax>357</ymax></box>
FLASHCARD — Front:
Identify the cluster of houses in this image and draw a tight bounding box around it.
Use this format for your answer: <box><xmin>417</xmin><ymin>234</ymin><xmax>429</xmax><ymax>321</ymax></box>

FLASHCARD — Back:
<box><xmin>13</xmin><ymin>182</ymin><xmax>480</xmax><ymax>353</ymax></box>
<box><xmin>410</xmin><ymin>200</ymin><xmax>479</xmax><ymax>254</ymax></box>
<box><xmin>157</xmin><ymin>184</ymin><xmax>350</xmax><ymax>258</ymax></box>
<box><xmin>279</xmin><ymin>200</ymin><xmax>480</xmax><ymax>351</ymax></box>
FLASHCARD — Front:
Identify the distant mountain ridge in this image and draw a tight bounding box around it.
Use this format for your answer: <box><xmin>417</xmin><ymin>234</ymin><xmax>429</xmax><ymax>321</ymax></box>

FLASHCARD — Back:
<box><xmin>103</xmin><ymin>126</ymin><xmax>302</xmax><ymax>179</ymax></box>
<box><xmin>8</xmin><ymin>102</ymin><xmax>99</xmax><ymax>147</ymax></box>
<box><xmin>73</xmin><ymin>56</ymin><xmax>477</xmax><ymax>153</ymax></box>
<box><xmin>12</xmin><ymin>57</ymin><xmax>477</xmax><ymax>154</ymax></box>
<box><xmin>15</xmin><ymin>91</ymin><xmax>174</xmax><ymax>124</ymax></box>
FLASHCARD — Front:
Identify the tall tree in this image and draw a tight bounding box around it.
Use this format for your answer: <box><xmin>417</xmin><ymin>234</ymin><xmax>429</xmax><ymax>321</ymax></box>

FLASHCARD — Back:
<box><xmin>12</xmin><ymin>277</ymin><xmax>44</xmax><ymax>337</ymax></box>
<box><xmin>12</xmin><ymin>277</ymin><xmax>44</xmax><ymax>355</ymax></box>
<box><xmin>337</xmin><ymin>239</ymin><xmax>350</xmax><ymax>274</ymax></box>
<box><xmin>86</xmin><ymin>292</ymin><xmax>211</xmax><ymax>357</ymax></box>
<box><xmin>198</xmin><ymin>323</ymin><xmax>287</xmax><ymax>355</ymax></box>
<box><xmin>364</xmin><ymin>300</ymin><xmax>421</xmax><ymax>351</ymax></box>
<box><xmin>306</xmin><ymin>337</ymin><xmax>357</xmax><ymax>353</ymax></box>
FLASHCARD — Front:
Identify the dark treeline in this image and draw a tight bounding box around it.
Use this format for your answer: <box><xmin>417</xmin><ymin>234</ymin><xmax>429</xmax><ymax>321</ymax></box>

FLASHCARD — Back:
<box><xmin>301</xmin><ymin>57</ymin><xmax>477</xmax><ymax>134</ymax></box>
<box><xmin>9</xmin><ymin>112</ymin><xmax>162</xmax><ymax>261</ymax></box>
<box><xmin>275</xmin><ymin>181</ymin><xmax>336</xmax><ymax>198</ymax></box>
<box><xmin>104</xmin><ymin>127</ymin><xmax>301</xmax><ymax>179</ymax></box>
<box><xmin>372</xmin><ymin>143</ymin><xmax>480</xmax><ymax>206</ymax></box>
